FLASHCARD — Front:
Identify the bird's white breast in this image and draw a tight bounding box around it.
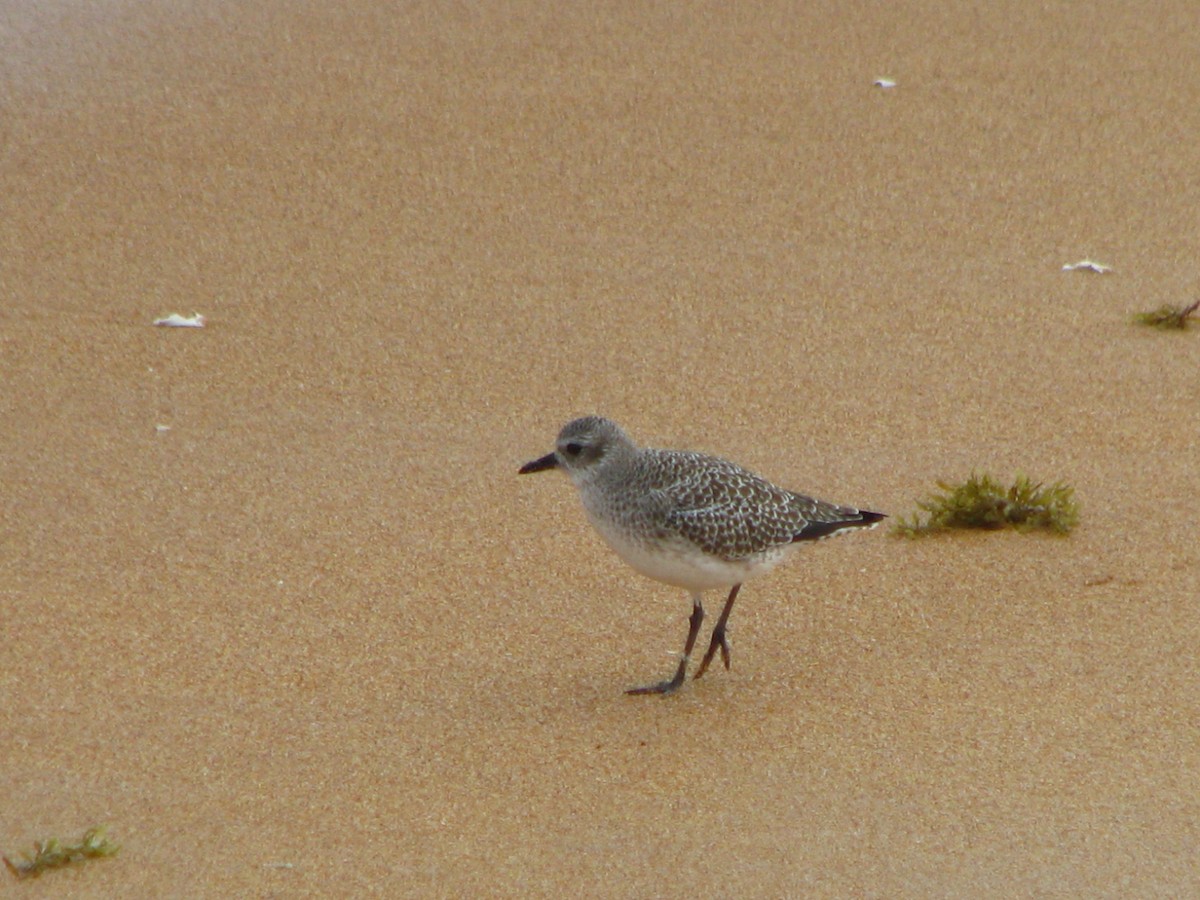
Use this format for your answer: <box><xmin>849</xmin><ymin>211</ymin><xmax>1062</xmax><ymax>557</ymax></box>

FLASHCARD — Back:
<box><xmin>585</xmin><ymin>509</ymin><xmax>790</xmax><ymax>593</ymax></box>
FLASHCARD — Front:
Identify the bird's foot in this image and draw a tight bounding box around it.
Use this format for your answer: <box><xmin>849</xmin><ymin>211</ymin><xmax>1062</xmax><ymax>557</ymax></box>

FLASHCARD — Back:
<box><xmin>625</xmin><ymin>678</ymin><xmax>684</xmax><ymax>696</ymax></box>
<box><xmin>626</xmin><ymin>657</ymin><xmax>689</xmax><ymax>695</ymax></box>
<box><xmin>627</xmin><ymin>600</ymin><xmax>705</xmax><ymax>696</ymax></box>
<box><xmin>693</xmin><ymin>626</ymin><xmax>731</xmax><ymax>680</ymax></box>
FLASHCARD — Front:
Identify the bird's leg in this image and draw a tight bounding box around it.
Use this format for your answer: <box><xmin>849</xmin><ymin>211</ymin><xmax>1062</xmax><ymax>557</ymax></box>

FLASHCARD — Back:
<box><xmin>626</xmin><ymin>594</ymin><xmax>704</xmax><ymax>695</ymax></box>
<box><xmin>694</xmin><ymin>583</ymin><xmax>741</xmax><ymax>680</ymax></box>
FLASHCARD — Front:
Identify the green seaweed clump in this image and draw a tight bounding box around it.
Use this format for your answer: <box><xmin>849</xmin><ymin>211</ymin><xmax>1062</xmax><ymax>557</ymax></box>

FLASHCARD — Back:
<box><xmin>1132</xmin><ymin>299</ymin><xmax>1199</xmax><ymax>329</ymax></box>
<box><xmin>896</xmin><ymin>473</ymin><xmax>1079</xmax><ymax>536</ymax></box>
<box><xmin>3</xmin><ymin>826</ymin><xmax>119</xmax><ymax>880</ymax></box>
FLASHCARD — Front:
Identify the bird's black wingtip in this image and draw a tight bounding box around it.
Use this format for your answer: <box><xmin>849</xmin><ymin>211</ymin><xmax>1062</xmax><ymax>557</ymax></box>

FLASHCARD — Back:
<box><xmin>793</xmin><ymin>508</ymin><xmax>887</xmax><ymax>542</ymax></box>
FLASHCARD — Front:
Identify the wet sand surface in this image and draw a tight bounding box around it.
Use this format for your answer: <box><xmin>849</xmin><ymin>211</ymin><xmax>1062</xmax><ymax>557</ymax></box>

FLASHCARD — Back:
<box><xmin>3</xmin><ymin>1</ymin><xmax>1199</xmax><ymax>895</ymax></box>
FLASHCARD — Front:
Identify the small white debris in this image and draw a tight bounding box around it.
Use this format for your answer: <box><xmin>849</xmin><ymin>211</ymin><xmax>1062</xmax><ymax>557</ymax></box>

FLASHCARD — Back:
<box><xmin>874</xmin><ymin>77</ymin><xmax>896</xmax><ymax>88</ymax></box>
<box><xmin>153</xmin><ymin>312</ymin><xmax>206</xmax><ymax>327</ymax></box>
<box><xmin>155</xmin><ymin>424</ymin><xmax>171</xmax><ymax>434</ymax></box>
<box><xmin>1062</xmin><ymin>260</ymin><xmax>1112</xmax><ymax>274</ymax></box>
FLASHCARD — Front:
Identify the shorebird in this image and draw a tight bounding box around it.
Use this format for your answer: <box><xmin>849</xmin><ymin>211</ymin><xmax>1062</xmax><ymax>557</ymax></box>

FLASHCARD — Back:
<box><xmin>519</xmin><ymin>416</ymin><xmax>885</xmax><ymax>694</ymax></box>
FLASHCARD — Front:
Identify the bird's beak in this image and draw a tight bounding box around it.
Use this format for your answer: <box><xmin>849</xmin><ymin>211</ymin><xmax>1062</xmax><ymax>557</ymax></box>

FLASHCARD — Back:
<box><xmin>519</xmin><ymin>452</ymin><xmax>558</xmax><ymax>474</ymax></box>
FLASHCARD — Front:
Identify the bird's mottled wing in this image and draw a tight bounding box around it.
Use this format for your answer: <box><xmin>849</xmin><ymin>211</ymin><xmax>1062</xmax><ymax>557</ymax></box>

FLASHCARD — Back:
<box><xmin>639</xmin><ymin>451</ymin><xmax>805</xmax><ymax>559</ymax></box>
<box><xmin>640</xmin><ymin>450</ymin><xmax>879</xmax><ymax>559</ymax></box>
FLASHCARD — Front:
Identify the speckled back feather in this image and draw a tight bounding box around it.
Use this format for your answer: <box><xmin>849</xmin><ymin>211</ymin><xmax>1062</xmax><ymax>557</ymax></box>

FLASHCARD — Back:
<box><xmin>626</xmin><ymin>449</ymin><xmax>880</xmax><ymax>561</ymax></box>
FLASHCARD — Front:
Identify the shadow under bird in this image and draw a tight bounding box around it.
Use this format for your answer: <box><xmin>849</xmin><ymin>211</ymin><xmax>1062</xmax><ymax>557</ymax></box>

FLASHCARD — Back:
<box><xmin>519</xmin><ymin>416</ymin><xmax>885</xmax><ymax>695</ymax></box>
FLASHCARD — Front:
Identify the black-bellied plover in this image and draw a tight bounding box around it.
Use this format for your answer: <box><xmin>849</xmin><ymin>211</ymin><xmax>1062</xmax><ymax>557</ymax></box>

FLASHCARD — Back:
<box><xmin>519</xmin><ymin>416</ymin><xmax>885</xmax><ymax>695</ymax></box>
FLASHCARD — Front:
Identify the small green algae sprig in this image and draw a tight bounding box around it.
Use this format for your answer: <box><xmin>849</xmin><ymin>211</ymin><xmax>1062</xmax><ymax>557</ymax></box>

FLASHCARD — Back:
<box><xmin>3</xmin><ymin>826</ymin><xmax>119</xmax><ymax>880</ymax></box>
<box><xmin>896</xmin><ymin>473</ymin><xmax>1079</xmax><ymax>536</ymax></box>
<box><xmin>1132</xmin><ymin>299</ymin><xmax>1200</xmax><ymax>330</ymax></box>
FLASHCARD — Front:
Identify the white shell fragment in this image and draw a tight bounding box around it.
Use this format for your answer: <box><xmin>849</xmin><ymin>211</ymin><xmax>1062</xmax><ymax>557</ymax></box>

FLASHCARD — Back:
<box><xmin>153</xmin><ymin>312</ymin><xmax>207</xmax><ymax>327</ymax></box>
<box><xmin>873</xmin><ymin>78</ymin><xmax>896</xmax><ymax>88</ymax></box>
<box><xmin>1062</xmin><ymin>260</ymin><xmax>1112</xmax><ymax>274</ymax></box>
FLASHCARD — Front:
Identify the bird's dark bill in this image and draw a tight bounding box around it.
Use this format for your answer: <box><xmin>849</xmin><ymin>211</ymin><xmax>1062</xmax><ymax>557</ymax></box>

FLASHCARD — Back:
<box><xmin>519</xmin><ymin>453</ymin><xmax>558</xmax><ymax>474</ymax></box>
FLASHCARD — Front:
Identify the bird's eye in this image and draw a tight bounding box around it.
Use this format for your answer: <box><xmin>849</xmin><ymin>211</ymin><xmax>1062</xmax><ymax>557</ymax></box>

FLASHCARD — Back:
<box><xmin>564</xmin><ymin>442</ymin><xmax>582</xmax><ymax>456</ymax></box>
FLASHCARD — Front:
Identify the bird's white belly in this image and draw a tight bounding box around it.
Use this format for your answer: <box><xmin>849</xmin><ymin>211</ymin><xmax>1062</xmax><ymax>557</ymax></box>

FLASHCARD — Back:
<box><xmin>588</xmin><ymin>514</ymin><xmax>790</xmax><ymax>593</ymax></box>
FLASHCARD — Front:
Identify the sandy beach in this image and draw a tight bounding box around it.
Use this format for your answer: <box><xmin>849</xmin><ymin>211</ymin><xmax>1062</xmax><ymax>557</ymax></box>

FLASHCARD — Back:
<box><xmin>3</xmin><ymin>1</ymin><xmax>1199</xmax><ymax>895</ymax></box>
